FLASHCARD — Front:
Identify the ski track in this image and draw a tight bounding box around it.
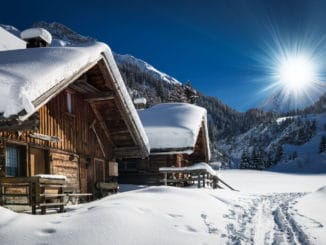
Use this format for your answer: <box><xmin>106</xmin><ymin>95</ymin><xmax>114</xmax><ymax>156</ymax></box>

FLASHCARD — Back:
<box><xmin>224</xmin><ymin>192</ymin><xmax>311</xmax><ymax>245</ymax></box>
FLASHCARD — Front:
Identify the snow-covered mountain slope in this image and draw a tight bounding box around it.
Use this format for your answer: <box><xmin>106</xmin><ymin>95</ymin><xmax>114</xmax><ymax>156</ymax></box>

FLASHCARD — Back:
<box><xmin>114</xmin><ymin>53</ymin><xmax>181</xmax><ymax>85</ymax></box>
<box><xmin>33</xmin><ymin>21</ymin><xmax>95</xmax><ymax>46</ymax></box>
<box><xmin>259</xmin><ymin>86</ymin><xmax>326</xmax><ymax>113</ymax></box>
<box><xmin>218</xmin><ymin>112</ymin><xmax>326</xmax><ymax>172</ymax></box>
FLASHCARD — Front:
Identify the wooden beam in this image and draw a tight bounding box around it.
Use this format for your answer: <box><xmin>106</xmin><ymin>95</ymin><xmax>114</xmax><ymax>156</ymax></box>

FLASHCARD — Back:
<box><xmin>84</xmin><ymin>91</ymin><xmax>114</xmax><ymax>103</ymax></box>
<box><xmin>89</xmin><ymin>120</ymin><xmax>107</xmax><ymax>159</ymax></box>
<box><xmin>110</xmin><ymin>129</ymin><xmax>130</xmax><ymax>135</ymax></box>
<box><xmin>90</xmin><ymin>104</ymin><xmax>115</xmax><ymax>147</ymax></box>
<box><xmin>69</xmin><ymin>80</ymin><xmax>100</xmax><ymax>94</ymax></box>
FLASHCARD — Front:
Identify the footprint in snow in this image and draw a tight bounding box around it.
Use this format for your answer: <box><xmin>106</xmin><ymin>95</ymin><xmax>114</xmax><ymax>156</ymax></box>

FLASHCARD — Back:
<box><xmin>186</xmin><ymin>225</ymin><xmax>198</xmax><ymax>232</ymax></box>
<box><xmin>49</xmin><ymin>220</ymin><xmax>62</xmax><ymax>225</ymax></box>
<box><xmin>37</xmin><ymin>228</ymin><xmax>57</xmax><ymax>236</ymax></box>
<box><xmin>168</xmin><ymin>213</ymin><xmax>183</xmax><ymax>218</ymax></box>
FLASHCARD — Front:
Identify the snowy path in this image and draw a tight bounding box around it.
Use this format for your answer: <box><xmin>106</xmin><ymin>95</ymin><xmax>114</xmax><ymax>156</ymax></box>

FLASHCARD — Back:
<box><xmin>224</xmin><ymin>192</ymin><xmax>311</xmax><ymax>245</ymax></box>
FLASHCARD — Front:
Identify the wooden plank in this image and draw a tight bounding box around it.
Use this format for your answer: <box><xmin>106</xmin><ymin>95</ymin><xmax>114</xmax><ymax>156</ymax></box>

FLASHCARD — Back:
<box><xmin>84</xmin><ymin>91</ymin><xmax>114</xmax><ymax>102</ymax></box>
<box><xmin>90</xmin><ymin>104</ymin><xmax>114</xmax><ymax>147</ymax></box>
<box><xmin>39</xmin><ymin>202</ymin><xmax>65</xmax><ymax>207</ymax></box>
<box><xmin>89</xmin><ymin>120</ymin><xmax>107</xmax><ymax>159</ymax></box>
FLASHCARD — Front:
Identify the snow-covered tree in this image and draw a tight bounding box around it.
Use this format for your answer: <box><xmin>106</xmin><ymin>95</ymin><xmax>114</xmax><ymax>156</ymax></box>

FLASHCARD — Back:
<box><xmin>320</xmin><ymin>135</ymin><xmax>326</xmax><ymax>153</ymax></box>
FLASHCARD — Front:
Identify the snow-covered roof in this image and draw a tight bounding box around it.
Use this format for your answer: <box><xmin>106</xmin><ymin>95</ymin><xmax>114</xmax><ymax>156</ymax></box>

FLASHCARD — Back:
<box><xmin>0</xmin><ymin>42</ymin><xmax>150</xmax><ymax>154</ymax></box>
<box><xmin>134</xmin><ymin>97</ymin><xmax>147</xmax><ymax>105</ymax></box>
<box><xmin>0</xmin><ymin>26</ymin><xmax>26</xmax><ymax>51</ymax></box>
<box><xmin>138</xmin><ymin>103</ymin><xmax>210</xmax><ymax>158</ymax></box>
<box><xmin>20</xmin><ymin>28</ymin><xmax>52</xmax><ymax>44</ymax></box>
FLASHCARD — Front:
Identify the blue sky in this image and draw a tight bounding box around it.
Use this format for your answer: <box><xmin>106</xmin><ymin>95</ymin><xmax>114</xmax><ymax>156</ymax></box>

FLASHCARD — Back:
<box><xmin>1</xmin><ymin>0</ymin><xmax>326</xmax><ymax>111</ymax></box>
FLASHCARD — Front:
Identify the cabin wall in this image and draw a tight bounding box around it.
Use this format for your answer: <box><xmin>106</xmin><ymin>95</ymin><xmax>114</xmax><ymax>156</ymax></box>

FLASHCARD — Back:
<box><xmin>50</xmin><ymin>151</ymin><xmax>79</xmax><ymax>190</ymax></box>
<box><xmin>0</xmin><ymin>90</ymin><xmax>113</xmax><ymax>192</ymax></box>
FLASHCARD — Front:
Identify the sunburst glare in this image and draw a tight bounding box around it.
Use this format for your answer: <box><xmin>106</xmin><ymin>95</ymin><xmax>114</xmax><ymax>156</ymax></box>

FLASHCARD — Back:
<box><xmin>277</xmin><ymin>54</ymin><xmax>316</xmax><ymax>94</ymax></box>
<box><xmin>252</xmin><ymin>23</ymin><xmax>326</xmax><ymax>111</ymax></box>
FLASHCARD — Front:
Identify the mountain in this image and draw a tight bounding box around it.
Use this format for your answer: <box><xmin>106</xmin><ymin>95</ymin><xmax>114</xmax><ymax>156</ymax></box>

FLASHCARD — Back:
<box><xmin>114</xmin><ymin>54</ymin><xmax>181</xmax><ymax>86</ymax></box>
<box><xmin>33</xmin><ymin>21</ymin><xmax>95</xmax><ymax>46</ymax></box>
<box><xmin>219</xmin><ymin>95</ymin><xmax>326</xmax><ymax>172</ymax></box>
<box><xmin>259</xmin><ymin>86</ymin><xmax>326</xmax><ymax>113</ymax></box>
<box><xmin>0</xmin><ymin>24</ymin><xmax>21</xmax><ymax>37</ymax></box>
<box><xmin>6</xmin><ymin>21</ymin><xmax>325</xmax><ymax>170</ymax></box>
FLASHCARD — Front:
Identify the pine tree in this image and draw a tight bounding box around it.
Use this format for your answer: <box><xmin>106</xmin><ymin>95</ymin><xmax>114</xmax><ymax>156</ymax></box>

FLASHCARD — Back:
<box><xmin>251</xmin><ymin>148</ymin><xmax>261</xmax><ymax>169</ymax></box>
<box><xmin>320</xmin><ymin>135</ymin><xmax>326</xmax><ymax>153</ymax></box>
<box><xmin>240</xmin><ymin>149</ymin><xmax>250</xmax><ymax>169</ymax></box>
<box><xmin>265</xmin><ymin>152</ymin><xmax>273</xmax><ymax>168</ymax></box>
<box><xmin>275</xmin><ymin>145</ymin><xmax>284</xmax><ymax>163</ymax></box>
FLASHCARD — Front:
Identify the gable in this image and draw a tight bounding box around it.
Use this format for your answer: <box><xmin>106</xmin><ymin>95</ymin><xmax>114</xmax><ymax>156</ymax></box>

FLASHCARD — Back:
<box><xmin>0</xmin><ymin>43</ymin><xmax>149</xmax><ymax>158</ymax></box>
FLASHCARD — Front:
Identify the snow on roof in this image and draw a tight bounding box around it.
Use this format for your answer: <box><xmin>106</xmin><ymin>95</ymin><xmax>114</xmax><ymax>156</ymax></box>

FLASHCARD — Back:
<box><xmin>0</xmin><ymin>43</ymin><xmax>105</xmax><ymax>117</ymax></box>
<box><xmin>20</xmin><ymin>28</ymin><xmax>52</xmax><ymax>44</ymax></box>
<box><xmin>133</xmin><ymin>97</ymin><xmax>147</xmax><ymax>105</ymax></box>
<box><xmin>138</xmin><ymin>103</ymin><xmax>210</xmax><ymax>158</ymax></box>
<box><xmin>0</xmin><ymin>26</ymin><xmax>26</xmax><ymax>51</ymax></box>
<box><xmin>0</xmin><ymin>41</ymin><xmax>150</xmax><ymax>153</ymax></box>
<box><xmin>159</xmin><ymin>162</ymin><xmax>217</xmax><ymax>176</ymax></box>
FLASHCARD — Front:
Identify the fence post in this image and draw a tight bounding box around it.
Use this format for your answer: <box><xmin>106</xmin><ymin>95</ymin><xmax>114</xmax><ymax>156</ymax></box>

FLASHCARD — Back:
<box><xmin>197</xmin><ymin>173</ymin><xmax>200</xmax><ymax>188</ymax></box>
<box><xmin>164</xmin><ymin>172</ymin><xmax>167</xmax><ymax>186</ymax></box>
<box><xmin>0</xmin><ymin>183</ymin><xmax>3</xmax><ymax>206</ymax></box>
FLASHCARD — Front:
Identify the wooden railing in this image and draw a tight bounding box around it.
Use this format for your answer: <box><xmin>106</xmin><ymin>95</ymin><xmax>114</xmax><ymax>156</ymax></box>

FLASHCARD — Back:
<box><xmin>159</xmin><ymin>165</ymin><xmax>237</xmax><ymax>191</ymax></box>
<box><xmin>0</xmin><ymin>176</ymin><xmax>67</xmax><ymax>214</ymax></box>
<box><xmin>159</xmin><ymin>169</ymin><xmax>218</xmax><ymax>188</ymax></box>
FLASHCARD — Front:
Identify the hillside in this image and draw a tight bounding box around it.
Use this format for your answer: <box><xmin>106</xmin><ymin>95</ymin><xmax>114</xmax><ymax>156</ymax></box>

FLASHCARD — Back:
<box><xmin>259</xmin><ymin>87</ymin><xmax>326</xmax><ymax>113</ymax></box>
<box><xmin>219</xmin><ymin>110</ymin><xmax>326</xmax><ymax>172</ymax></box>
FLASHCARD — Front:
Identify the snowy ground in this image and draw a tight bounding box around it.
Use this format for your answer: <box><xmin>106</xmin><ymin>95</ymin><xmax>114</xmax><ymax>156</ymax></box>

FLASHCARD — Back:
<box><xmin>0</xmin><ymin>170</ymin><xmax>325</xmax><ymax>245</ymax></box>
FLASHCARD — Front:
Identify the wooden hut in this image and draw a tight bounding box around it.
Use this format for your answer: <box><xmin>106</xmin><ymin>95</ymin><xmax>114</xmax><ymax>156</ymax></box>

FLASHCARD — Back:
<box><xmin>118</xmin><ymin>103</ymin><xmax>210</xmax><ymax>184</ymax></box>
<box><xmin>0</xmin><ymin>42</ymin><xmax>150</xmax><ymax>199</ymax></box>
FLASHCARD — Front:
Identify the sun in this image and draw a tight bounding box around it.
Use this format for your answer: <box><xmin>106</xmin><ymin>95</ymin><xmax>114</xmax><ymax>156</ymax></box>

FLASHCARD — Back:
<box><xmin>277</xmin><ymin>55</ymin><xmax>316</xmax><ymax>93</ymax></box>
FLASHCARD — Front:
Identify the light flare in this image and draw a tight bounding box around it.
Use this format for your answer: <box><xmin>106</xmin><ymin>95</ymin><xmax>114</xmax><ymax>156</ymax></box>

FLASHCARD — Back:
<box><xmin>277</xmin><ymin>55</ymin><xmax>316</xmax><ymax>94</ymax></box>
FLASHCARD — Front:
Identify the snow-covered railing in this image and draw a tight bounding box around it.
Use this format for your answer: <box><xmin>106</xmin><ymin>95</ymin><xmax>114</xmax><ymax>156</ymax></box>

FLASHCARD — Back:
<box><xmin>159</xmin><ymin>162</ymin><xmax>237</xmax><ymax>191</ymax></box>
<box><xmin>159</xmin><ymin>162</ymin><xmax>218</xmax><ymax>189</ymax></box>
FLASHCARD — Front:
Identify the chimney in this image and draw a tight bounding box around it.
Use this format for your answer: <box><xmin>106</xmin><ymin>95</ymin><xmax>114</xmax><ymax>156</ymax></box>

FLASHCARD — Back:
<box><xmin>133</xmin><ymin>97</ymin><xmax>147</xmax><ymax>109</ymax></box>
<box><xmin>20</xmin><ymin>28</ymin><xmax>52</xmax><ymax>48</ymax></box>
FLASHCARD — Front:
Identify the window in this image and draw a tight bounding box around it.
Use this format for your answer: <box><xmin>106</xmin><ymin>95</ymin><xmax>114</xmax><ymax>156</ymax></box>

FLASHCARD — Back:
<box><xmin>5</xmin><ymin>145</ymin><xmax>25</xmax><ymax>177</ymax></box>
<box><xmin>66</xmin><ymin>91</ymin><xmax>73</xmax><ymax>113</ymax></box>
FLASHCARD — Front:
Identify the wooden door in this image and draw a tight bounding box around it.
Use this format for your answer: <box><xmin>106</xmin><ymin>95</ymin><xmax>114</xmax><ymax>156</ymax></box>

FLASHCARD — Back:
<box><xmin>30</xmin><ymin>148</ymin><xmax>48</xmax><ymax>176</ymax></box>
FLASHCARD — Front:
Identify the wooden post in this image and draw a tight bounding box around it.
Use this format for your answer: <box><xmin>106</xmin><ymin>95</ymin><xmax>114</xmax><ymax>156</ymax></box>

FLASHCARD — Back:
<box><xmin>164</xmin><ymin>172</ymin><xmax>167</xmax><ymax>186</ymax></box>
<box><xmin>31</xmin><ymin>182</ymin><xmax>36</xmax><ymax>215</ymax></box>
<box><xmin>0</xmin><ymin>183</ymin><xmax>3</xmax><ymax>206</ymax></box>
<box><xmin>41</xmin><ymin>185</ymin><xmax>46</xmax><ymax>215</ymax></box>
<box><xmin>197</xmin><ymin>173</ymin><xmax>200</xmax><ymax>188</ymax></box>
<box><xmin>203</xmin><ymin>173</ymin><xmax>206</xmax><ymax>188</ymax></box>
<box><xmin>59</xmin><ymin>185</ymin><xmax>64</xmax><ymax>213</ymax></box>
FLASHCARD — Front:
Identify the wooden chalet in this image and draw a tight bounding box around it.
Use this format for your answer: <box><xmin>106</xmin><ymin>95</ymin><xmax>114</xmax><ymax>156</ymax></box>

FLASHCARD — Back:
<box><xmin>0</xmin><ymin>42</ymin><xmax>150</xmax><ymax>206</ymax></box>
<box><xmin>119</xmin><ymin>103</ymin><xmax>210</xmax><ymax>185</ymax></box>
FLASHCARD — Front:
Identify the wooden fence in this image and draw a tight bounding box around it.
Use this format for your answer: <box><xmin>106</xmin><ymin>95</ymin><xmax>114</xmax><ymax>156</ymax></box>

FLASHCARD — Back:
<box><xmin>0</xmin><ymin>176</ymin><xmax>92</xmax><ymax>214</ymax></box>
